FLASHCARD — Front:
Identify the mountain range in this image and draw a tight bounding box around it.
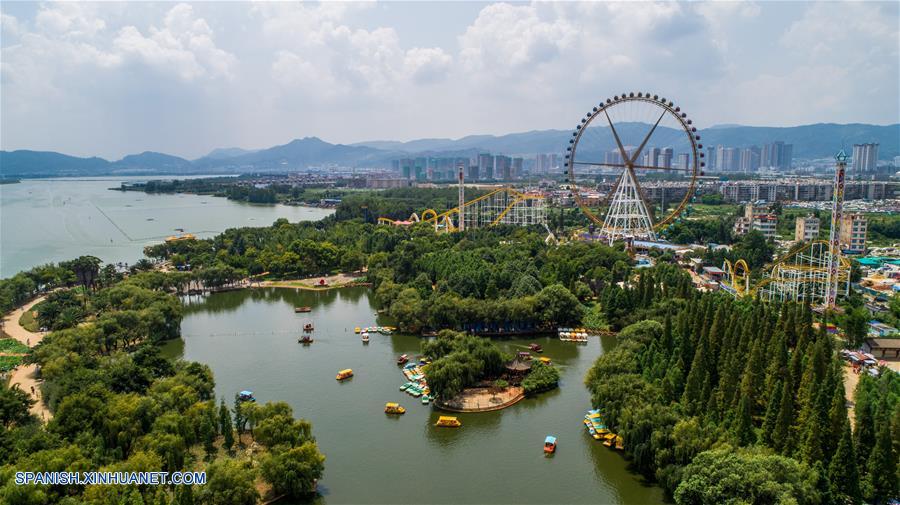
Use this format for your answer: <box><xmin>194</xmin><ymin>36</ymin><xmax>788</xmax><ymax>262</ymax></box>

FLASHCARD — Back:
<box><xmin>1</xmin><ymin>123</ymin><xmax>897</xmax><ymax>178</ymax></box>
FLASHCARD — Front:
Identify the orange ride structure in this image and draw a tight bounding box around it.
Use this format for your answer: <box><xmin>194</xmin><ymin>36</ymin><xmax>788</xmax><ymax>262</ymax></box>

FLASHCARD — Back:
<box><xmin>377</xmin><ymin>187</ymin><xmax>547</xmax><ymax>233</ymax></box>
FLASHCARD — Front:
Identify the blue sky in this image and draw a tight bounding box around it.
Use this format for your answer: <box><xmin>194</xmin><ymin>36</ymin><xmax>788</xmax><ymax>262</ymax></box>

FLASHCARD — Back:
<box><xmin>1</xmin><ymin>1</ymin><xmax>898</xmax><ymax>159</ymax></box>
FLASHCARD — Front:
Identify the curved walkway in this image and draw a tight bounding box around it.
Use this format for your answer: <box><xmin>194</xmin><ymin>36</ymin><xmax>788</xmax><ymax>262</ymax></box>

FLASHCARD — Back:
<box><xmin>2</xmin><ymin>296</ymin><xmax>52</xmax><ymax>422</ymax></box>
<box><xmin>435</xmin><ymin>387</ymin><xmax>525</xmax><ymax>413</ymax></box>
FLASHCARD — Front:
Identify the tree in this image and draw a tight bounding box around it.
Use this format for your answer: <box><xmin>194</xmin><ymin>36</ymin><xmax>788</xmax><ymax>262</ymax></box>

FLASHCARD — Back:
<box><xmin>865</xmin><ymin>416</ymin><xmax>898</xmax><ymax>501</ymax></box>
<box><xmin>535</xmin><ymin>284</ymin><xmax>584</xmax><ymax>326</ymax></box>
<box><xmin>259</xmin><ymin>442</ymin><xmax>325</xmax><ymax>498</ymax></box>
<box><xmin>674</xmin><ymin>447</ymin><xmax>821</xmax><ymax>505</ymax></box>
<box><xmin>219</xmin><ymin>399</ymin><xmax>234</xmax><ymax>452</ymax></box>
<box><xmin>828</xmin><ymin>420</ymin><xmax>861</xmax><ymax>504</ymax></box>
<box><xmin>0</xmin><ymin>383</ymin><xmax>36</xmax><ymax>427</ymax></box>
<box><xmin>196</xmin><ymin>458</ymin><xmax>259</xmax><ymax>505</ymax></box>
<box><xmin>843</xmin><ymin>307</ymin><xmax>870</xmax><ymax>349</ymax></box>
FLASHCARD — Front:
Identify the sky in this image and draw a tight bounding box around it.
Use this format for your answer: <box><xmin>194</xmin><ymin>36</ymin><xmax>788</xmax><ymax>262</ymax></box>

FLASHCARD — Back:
<box><xmin>1</xmin><ymin>1</ymin><xmax>898</xmax><ymax>160</ymax></box>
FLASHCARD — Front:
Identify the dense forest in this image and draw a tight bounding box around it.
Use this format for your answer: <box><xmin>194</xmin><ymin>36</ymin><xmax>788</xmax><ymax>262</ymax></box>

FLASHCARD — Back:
<box><xmin>0</xmin><ymin>258</ymin><xmax>325</xmax><ymax>505</ymax></box>
<box><xmin>585</xmin><ymin>265</ymin><xmax>899</xmax><ymax>504</ymax></box>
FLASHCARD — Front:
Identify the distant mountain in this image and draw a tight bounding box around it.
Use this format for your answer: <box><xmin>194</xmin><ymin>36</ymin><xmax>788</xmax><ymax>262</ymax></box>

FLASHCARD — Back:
<box><xmin>113</xmin><ymin>151</ymin><xmax>192</xmax><ymax>172</ymax></box>
<box><xmin>193</xmin><ymin>137</ymin><xmax>390</xmax><ymax>170</ymax></box>
<box><xmin>1</xmin><ymin>123</ymin><xmax>896</xmax><ymax>177</ymax></box>
<box><xmin>198</xmin><ymin>147</ymin><xmax>258</xmax><ymax>161</ymax></box>
<box><xmin>0</xmin><ymin>150</ymin><xmax>110</xmax><ymax>177</ymax></box>
<box><xmin>697</xmin><ymin>123</ymin><xmax>899</xmax><ymax>159</ymax></box>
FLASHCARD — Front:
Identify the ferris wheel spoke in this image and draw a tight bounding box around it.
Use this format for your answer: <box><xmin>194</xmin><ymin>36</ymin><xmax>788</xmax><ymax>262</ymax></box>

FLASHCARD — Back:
<box><xmin>629</xmin><ymin>110</ymin><xmax>667</xmax><ymax>165</ymax></box>
<box><xmin>603</xmin><ymin>110</ymin><xmax>630</xmax><ymax>165</ymax></box>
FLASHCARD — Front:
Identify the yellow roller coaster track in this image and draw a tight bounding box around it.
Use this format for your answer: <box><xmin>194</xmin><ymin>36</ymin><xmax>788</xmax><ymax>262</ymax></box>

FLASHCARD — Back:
<box><xmin>377</xmin><ymin>187</ymin><xmax>545</xmax><ymax>231</ymax></box>
<box><xmin>724</xmin><ymin>240</ymin><xmax>851</xmax><ymax>298</ymax></box>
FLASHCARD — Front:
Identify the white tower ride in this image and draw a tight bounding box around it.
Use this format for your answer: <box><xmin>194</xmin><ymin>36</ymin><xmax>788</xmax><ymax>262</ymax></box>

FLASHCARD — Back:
<box><xmin>601</xmin><ymin>167</ymin><xmax>655</xmax><ymax>245</ymax></box>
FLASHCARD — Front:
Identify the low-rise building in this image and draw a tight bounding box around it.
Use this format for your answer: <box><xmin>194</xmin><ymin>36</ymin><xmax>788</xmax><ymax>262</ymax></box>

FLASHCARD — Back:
<box><xmin>840</xmin><ymin>213</ymin><xmax>867</xmax><ymax>253</ymax></box>
<box><xmin>734</xmin><ymin>203</ymin><xmax>777</xmax><ymax>240</ymax></box>
<box><xmin>862</xmin><ymin>338</ymin><xmax>900</xmax><ymax>359</ymax></box>
<box><xmin>795</xmin><ymin>215</ymin><xmax>820</xmax><ymax>241</ymax></box>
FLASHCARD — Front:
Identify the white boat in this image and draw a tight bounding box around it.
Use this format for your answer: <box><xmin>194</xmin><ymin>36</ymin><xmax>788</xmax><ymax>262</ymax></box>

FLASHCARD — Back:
<box><xmin>362</xmin><ymin>332</ymin><xmax>370</xmax><ymax>343</ymax></box>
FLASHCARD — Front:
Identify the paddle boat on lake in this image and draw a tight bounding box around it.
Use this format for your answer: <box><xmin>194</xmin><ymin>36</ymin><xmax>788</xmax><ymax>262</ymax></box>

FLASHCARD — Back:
<box><xmin>435</xmin><ymin>416</ymin><xmax>461</xmax><ymax>428</ymax></box>
<box><xmin>384</xmin><ymin>402</ymin><xmax>406</xmax><ymax>415</ymax></box>
<box><xmin>544</xmin><ymin>435</ymin><xmax>557</xmax><ymax>454</ymax></box>
<box><xmin>336</xmin><ymin>369</ymin><xmax>354</xmax><ymax>381</ymax></box>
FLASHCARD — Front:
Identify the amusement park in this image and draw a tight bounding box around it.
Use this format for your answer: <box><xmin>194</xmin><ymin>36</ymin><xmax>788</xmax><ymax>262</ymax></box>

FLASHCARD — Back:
<box><xmin>378</xmin><ymin>91</ymin><xmax>857</xmax><ymax>311</ymax></box>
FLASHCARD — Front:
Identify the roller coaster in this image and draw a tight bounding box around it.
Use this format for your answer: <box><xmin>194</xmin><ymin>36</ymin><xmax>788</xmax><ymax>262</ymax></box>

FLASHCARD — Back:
<box><xmin>378</xmin><ymin>187</ymin><xmax>547</xmax><ymax>232</ymax></box>
<box><xmin>721</xmin><ymin>240</ymin><xmax>851</xmax><ymax>304</ymax></box>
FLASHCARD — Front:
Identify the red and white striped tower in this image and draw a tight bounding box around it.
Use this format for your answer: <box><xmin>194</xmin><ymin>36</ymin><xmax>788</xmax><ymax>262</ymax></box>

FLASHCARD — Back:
<box><xmin>825</xmin><ymin>150</ymin><xmax>847</xmax><ymax>309</ymax></box>
<box><xmin>457</xmin><ymin>165</ymin><xmax>465</xmax><ymax>232</ymax></box>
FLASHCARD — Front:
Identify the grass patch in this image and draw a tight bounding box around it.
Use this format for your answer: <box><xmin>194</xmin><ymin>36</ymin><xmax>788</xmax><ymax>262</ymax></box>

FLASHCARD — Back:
<box><xmin>0</xmin><ymin>355</ymin><xmax>23</xmax><ymax>372</ymax></box>
<box><xmin>686</xmin><ymin>203</ymin><xmax>741</xmax><ymax>218</ymax></box>
<box><xmin>0</xmin><ymin>339</ymin><xmax>29</xmax><ymax>354</ymax></box>
<box><xmin>18</xmin><ymin>305</ymin><xmax>40</xmax><ymax>332</ymax></box>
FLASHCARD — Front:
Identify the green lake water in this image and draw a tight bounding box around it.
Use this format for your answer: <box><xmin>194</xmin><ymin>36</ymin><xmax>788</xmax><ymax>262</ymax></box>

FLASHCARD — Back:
<box><xmin>0</xmin><ymin>177</ymin><xmax>333</xmax><ymax>277</ymax></box>
<box><xmin>169</xmin><ymin>287</ymin><xmax>665</xmax><ymax>505</ymax></box>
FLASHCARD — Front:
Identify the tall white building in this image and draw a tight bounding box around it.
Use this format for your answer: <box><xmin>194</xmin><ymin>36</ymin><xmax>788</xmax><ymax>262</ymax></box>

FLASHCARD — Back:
<box><xmin>657</xmin><ymin>147</ymin><xmax>673</xmax><ymax>169</ymax></box>
<box><xmin>852</xmin><ymin>143</ymin><xmax>879</xmax><ymax>173</ymax></box>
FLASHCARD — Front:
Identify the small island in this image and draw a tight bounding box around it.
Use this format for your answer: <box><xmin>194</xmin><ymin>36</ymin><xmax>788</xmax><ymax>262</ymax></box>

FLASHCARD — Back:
<box><xmin>422</xmin><ymin>330</ymin><xmax>559</xmax><ymax>412</ymax></box>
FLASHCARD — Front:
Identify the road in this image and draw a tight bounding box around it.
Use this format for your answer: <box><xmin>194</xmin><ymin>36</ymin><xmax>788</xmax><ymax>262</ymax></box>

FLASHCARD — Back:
<box><xmin>2</xmin><ymin>296</ymin><xmax>52</xmax><ymax>421</ymax></box>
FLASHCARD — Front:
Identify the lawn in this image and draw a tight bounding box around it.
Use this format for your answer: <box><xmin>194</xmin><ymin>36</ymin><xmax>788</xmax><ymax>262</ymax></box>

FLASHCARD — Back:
<box><xmin>18</xmin><ymin>302</ymin><xmax>42</xmax><ymax>332</ymax></box>
<box><xmin>0</xmin><ymin>338</ymin><xmax>29</xmax><ymax>354</ymax></box>
<box><xmin>0</xmin><ymin>355</ymin><xmax>23</xmax><ymax>372</ymax></box>
<box><xmin>686</xmin><ymin>203</ymin><xmax>741</xmax><ymax>218</ymax></box>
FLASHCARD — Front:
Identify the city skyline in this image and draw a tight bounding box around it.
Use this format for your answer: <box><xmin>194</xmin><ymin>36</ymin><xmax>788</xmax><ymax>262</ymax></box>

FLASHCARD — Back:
<box><xmin>1</xmin><ymin>1</ymin><xmax>898</xmax><ymax>159</ymax></box>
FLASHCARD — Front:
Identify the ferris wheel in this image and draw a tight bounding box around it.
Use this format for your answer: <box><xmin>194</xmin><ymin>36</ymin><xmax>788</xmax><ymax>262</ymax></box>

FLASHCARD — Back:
<box><xmin>565</xmin><ymin>92</ymin><xmax>703</xmax><ymax>244</ymax></box>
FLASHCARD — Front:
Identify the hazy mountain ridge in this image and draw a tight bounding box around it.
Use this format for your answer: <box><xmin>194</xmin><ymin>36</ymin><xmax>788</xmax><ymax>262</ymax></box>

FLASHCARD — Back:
<box><xmin>1</xmin><ymin>123</ymin><xmax>897</xmax><ymax>177</ymax></box>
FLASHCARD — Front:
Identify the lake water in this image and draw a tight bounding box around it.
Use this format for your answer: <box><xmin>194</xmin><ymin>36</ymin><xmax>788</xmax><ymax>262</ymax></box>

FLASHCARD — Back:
<box><xmin>0</xmin><ymin>178</ymin><xmax>333</xmax><ymax>277</ymax></box>
<box><xmin>169</xmin><ymin>287</ymin><xmax>665</xmax><ymax>505</ymax></box>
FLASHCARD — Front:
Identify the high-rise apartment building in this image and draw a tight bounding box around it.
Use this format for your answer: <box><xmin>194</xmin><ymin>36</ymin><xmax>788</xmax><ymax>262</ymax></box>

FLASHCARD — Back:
<box><xmin>840</xmin><ymin>213</ymin><xmax>867</xmax><ymax>253</ymax></box>
<box><xmin>760</xmin><ymin>141</ymin><xmax>793</xmax><ymax>170</ymax></box>
<box><xmin>851</xmin><ymin>143</ymin><xmax>879</xmax><ymax>173</ymax></box>
<box><xmin>495</xmin><ymin>155</ymin><xmax>511</xmax><ymax>180</ymax></box>
<box><xmin>657</xmin><ymin>147</ymin><xmax>674</xmax><ymax>169</ymax></box>
<box><xmin>794</xmin><ymin>215</ymin><xmax>820</xmax><ymax>242</ymax></box>
<box><xmin>676</xmin><ymin>153</ymin><xmax>690</xmax><ymax>170</ymax></box>
<box><xmin>478</xmin><ymin>153</ymin><xmax>494</xmax><ymax>180</ymax></box>
<box><xmin>739</xmin><ymin>146</ymin><xmax>761</xmax><ymax>172</ymax></box>
<box><xmin>511</xmin><ymin>158</ymin><xmax>523</xmax><ymax>179</ymax></box>
<box><xmin>643</xmin><ymin>147</ymin><xmax>661</xmax><ymax>167</ymax></box>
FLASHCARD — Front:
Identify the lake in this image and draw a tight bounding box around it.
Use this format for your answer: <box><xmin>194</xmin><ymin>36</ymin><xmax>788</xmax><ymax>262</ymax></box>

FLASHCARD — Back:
<box><xmin>0</xmin><ymin>177</ymin><xmax>333</xmax><ymax>278</ymax></box>
<box><xmin>168</xmin><ymin>287</ymin><xmax>665</xmax><ymax>505</ymax></box>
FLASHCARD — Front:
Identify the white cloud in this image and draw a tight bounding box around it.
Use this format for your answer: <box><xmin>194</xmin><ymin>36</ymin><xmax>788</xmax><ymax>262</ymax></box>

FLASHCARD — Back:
<box><xmin>404</xmin><ymin>47</ymin><xmax>452</xmax><ymax>84</ymax></box>
<box><xmin>0</xmin><ymin>1</ymin><xmax>896</xmax><ymax>159</ymax></box>
<box><xmin>113</xmin><ymin>4</ymin><xmax>236</xmax><ymax>81</ymax></box>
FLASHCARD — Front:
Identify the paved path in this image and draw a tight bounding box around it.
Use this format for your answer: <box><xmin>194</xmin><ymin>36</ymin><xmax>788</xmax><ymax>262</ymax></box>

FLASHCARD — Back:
<box><xmin>3</xmin><ymin>296</ymin><xmax>52</xmax><ymax>421</ymax></box>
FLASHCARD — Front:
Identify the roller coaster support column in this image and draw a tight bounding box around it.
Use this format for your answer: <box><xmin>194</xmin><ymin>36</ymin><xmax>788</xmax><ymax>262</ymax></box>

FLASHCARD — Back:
<box><xmin>458</xmin><ymin>165</ymin><xmax>465</xmax><ymax>232</ymax></box>
<box><xmin>826</xmin><ymin>150</ymin><xmax>847</xmax><ymax>309</ymax></box>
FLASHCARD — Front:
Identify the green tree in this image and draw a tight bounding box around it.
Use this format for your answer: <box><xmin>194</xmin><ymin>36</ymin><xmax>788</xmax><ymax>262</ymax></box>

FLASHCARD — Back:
<box><xmin>219</xmin><ymin>399</ymin><xmax>234</xmax><ymax>452</ymax></box>
<box><xmin>828</xmin><ymin>420</ymin><xmax>861</xmax><ymax>504</ymax></box>
<box><xmin>259</xmin><ymin>442</ymin><xmax>326</xmax><ymax>498</ymax></box>
<box><xmin>674</xmin><ymin>447</ymin><xmax>820</xmax><ymax>505</ymax></box>
<box><xmin>196</xmin><ymin>458</ymin><xmax>259</xmax><ymax>505</ymax></box>
<box><xmin>865</xmin><ymin>416</ymin><xmax>898</xmax><ymax>501</ymax></box>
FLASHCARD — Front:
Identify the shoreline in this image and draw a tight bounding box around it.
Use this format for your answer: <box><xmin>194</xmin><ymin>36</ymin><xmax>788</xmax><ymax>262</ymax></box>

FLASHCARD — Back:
<box><xmin>434</xmin><ymin>386</ymin><xmax>526</xmax><ymax>413</ymax></box>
